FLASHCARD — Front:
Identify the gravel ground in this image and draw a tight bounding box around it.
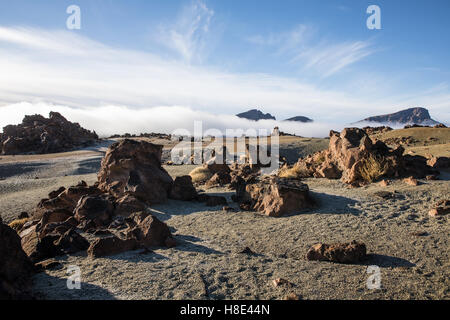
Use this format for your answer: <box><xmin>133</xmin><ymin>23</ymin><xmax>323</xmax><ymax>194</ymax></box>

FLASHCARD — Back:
<box><xmin>31</xmin><ymin>166</ymin><xmax>449</xmax><ymax>300</ymax></box>
<box><xmin>1</xmin><ymin>143</ymin><xmax>448</xmax><ymax>300</ymax></box>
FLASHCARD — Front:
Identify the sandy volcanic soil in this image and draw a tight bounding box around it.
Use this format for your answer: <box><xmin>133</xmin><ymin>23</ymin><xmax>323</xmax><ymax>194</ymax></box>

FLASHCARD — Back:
<box><xmin>0</xmin><ymin>136</ymin><xmax>448</xmax><ymax>300</ymax></box>
<box><xmin>29</xmin><ymin>167</ymin><xmax>450</xmax><ymax>300</ymax></box>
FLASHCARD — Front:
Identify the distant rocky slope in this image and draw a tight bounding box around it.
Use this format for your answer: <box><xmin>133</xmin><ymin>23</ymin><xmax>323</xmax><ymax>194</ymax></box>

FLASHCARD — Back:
<box><xmin>284</xmin><ymin>116</ymin><xmax>313</xmax><ymax>123</ymax></box>
<box><xmin>0</xmin><ymin>112</ymin><xmax>99</xmax><ymax>155</ymax></box>
<box><xmin>357</xmin><ymin>107</ymin><xmax>440</xmax><ymax>126</ymax></box>
<box><xmin>236</xmin><ymin>109</ymin><xmax>276</xmax><ymax>121</ymax></box>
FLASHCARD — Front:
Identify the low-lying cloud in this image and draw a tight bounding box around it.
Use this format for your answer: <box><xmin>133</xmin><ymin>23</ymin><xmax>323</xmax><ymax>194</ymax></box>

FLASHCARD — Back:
<box><xmin>0</xmin><ymin>102</ymin><xmax>344</xmax><ymax>138</ymax></box>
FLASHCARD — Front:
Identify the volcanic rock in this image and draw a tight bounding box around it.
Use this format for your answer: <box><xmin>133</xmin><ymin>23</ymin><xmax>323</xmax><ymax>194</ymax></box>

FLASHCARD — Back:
<box><xmin>306</xmin><ymin>240</ymin><xmax>367</xmax><ymax>264</ymax></box>
<box><xmin>88</xmin><ymin>236</ymin><xmax>138</xmax><ymax>258</ymax></box>
<box><xmin>1</xmin><ymin>112</ymin><xmax>98</xmax><ymax>155</ymax></box>
<box><xmin>234</xmin><ymin>176</ymin><xmax>314</xmax><ymax>217</ymax></box>
<box><xmin>73</xmin><ymin>194</ymin><xmax>115</xmax><ymax>227</ymax></box>
<box><xmin>21</xmin><ymin>224</ymin><xmax>89</xmax><ymax>262</ymax></box>
<box><xmin>281</xmin><ymin>127</ymin><xmax>437</xmax><ymax>186</ymax></box>
<box><xmin>97</xmin><ymin>139</ymin><xmax>173</xmax><ymax>204</ymax></box>
<box><xmin>114</xmin><ymin>194</ymin><xmax>146</xmax><ymax>217</ymax></box>
<box><xmin>169</xmin><ymin>175</ymin><xmax>198</xmax><ymax>201</ymax></box>
<box><xmin>0</xmin><ymin>222</ymin><xmax>34</xmax><ymax>299</ymax></box>
<box><xmin>125</xmin><ymin>212</ymin><xmax>174</xmax><ymax>248</ymax></box>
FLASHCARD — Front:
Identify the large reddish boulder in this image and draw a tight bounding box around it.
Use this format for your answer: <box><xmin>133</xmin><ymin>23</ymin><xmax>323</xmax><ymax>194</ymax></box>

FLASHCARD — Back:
<box><xmin>234</xmin><ymin>176</ymin><xmax>314</xmax><ymax>217</ymax></box>
<box><xmin>0</xmin><ymin>222</ymin><xmax>34</xmax><ymax>299</ymax></box>
<box><xmin>1</xmin><ymin>112</ymin><xmax>98</xmax><ymax>155</ymax></box>
<box><xmin>306</xmin><ymin>241</ymin><xmax>367</xmax><ymax>264</ymax></box>
<box><xmin>97</xmin><ymin>139</ymin><xmax>173</xmax><ymax>204</ymax></box>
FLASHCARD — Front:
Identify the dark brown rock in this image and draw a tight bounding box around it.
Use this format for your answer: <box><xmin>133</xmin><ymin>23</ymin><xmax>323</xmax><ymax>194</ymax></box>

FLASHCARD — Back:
<box><xmin>169</xmin><ymin>175</ymin><xmax>198</xmax><ymax>201</ymax></box>
<box><xmin>126</xmin><ymin>212</ymin><xmax>174</xmax><ymax>248</ymax></box>
<box><xmin>97</xmin><ymin>139</ymin><xmax>173</xmax><ymax>204</ymax></box>
<box><xmin>114</xmin><ymin>194</ymin><xmax>146</xmax><ymax>217</ymax></box>
<box><xmin>235</xmin><ymin>176</ymin><xmax>314</xmax><ymax>217</ymax></box>
<box><xmin>87</xmin><ymin>236</ymin><xmax>138</xmax><ymax>258</ymax></box>
<box><xmin>74</xmin><ymin>194</ymin><xmax>115</xmax><ymax>227</ymax></box>
<box><xmin>0</xmin><ymin>222</ymin><xmax>34</xmax><ymax>299</ymax></box>
<box><xmin>306</xmin><ymin>240</ymin><xmax>367</xmax><ymax>264</ymax></box>
<box><xmin>1</xmin><ymin>112</ymin><xmax>98</xmax><ymax>155</ymax></box>
<box><xmin>20</xmin><ymin>224</ymin><xmax>89</xmax><ymax>262</ymax></box>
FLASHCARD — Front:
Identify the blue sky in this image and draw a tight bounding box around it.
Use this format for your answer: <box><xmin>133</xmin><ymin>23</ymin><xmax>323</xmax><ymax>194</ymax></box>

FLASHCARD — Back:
<box><xmin>0</xmin><ymin>0</ymin><xmax>449</xmax><ymax>135</ymax></box>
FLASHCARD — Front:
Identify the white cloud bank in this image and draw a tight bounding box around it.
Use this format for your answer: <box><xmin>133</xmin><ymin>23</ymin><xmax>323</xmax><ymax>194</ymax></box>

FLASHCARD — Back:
<box><xmin>0</xmin><ymin>102</ymin><xmax>344</xmax><ymax>138</ymax></box>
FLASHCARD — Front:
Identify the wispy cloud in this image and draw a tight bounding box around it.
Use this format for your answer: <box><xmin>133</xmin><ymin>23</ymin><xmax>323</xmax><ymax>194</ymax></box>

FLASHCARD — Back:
<box><xmin>248</xmin><ymin>25</ymin><xmax>374</xmax><ymax>77</ymax></box>
<box><xmin>292</xmin><ymin>40</ymin><xmax>374</xmax><ymax>77</ymax></box>
<box><xmin>156</xmin><ymin>0</ymin><xmax>214</xmax><ymax>63</ymax></box>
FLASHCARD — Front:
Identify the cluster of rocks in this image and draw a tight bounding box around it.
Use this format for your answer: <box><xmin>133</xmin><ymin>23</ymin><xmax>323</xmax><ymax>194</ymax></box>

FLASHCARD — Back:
<box><xmin>15</xmin><ymin>139</ymin><xmax>184</xmax><ymax>264</ymax></box>
<box><xmin>189</xmin><ymin>158</ymin><xmax>315</xmax><ymax>217</ymax></box>
<box><xmin>1</xmin><ymin>112</ymin><xmax>98</xmax><ymax>155</ymax></box>
<box><xmin>382</xmin><ymin>136</ymin><xmax>418</xmax><ymax>147</ymax></box>
<box><xmin>280</xmin><ymin>128</ymin><xmax>440</xmax><ymax>186</ymax></box>
<box><xmin>404</xmin><ymin>123</ymin><xmax>447</xmax><ymax>129</ymax></box>
<box><xmin>362</xmin><ymin>126</ymin><xmax>393</xmax><ymax>135</ymax></box>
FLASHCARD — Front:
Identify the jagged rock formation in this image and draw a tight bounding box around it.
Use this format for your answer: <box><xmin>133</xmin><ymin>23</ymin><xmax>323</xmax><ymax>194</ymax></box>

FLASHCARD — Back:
<box><xmin>236</xmin><ymin>109</ymin><xmax>276</xmax><ymax>121</ymax></box>
<box><xmin>0</xmin><ymin>112</ymin><xmax>98</xmax><ymax>155</ymax></box>
<box><xmin>97</xmin><ymin>139</ymin><xmax>173</xmax><ymax>204</ymax></box>
<box><xmin>18</xmin><ymin>140</ymin><xmax>178</xmax><ymax>262</ymax></box>
<box><xmin>232</xmin><ymin>176</ymin><xmax>315</xmax><ymax>217</ymax></box>
<box><xmin>284</xmin><ymin>116</ymin><xmax>313</xmax><ymax>123</ymax></box>
<box><xmin>357</xmin><ymin>107</ymin><xmax>440</xmax><ymax>126</ymax></box>
<box><xmin>279</xmin><ymin>127</ymin><xmax>438</xmax><ymax>186</ymax></box>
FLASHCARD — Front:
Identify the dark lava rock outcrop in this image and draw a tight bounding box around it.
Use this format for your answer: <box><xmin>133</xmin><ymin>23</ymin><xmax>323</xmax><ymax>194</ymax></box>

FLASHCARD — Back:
<box><xmin>1</xmin><ymin>112</ymin><xmax>98</xmax><ymax>155</ymax></box>
<box><xmin>0</xmin><ymin>222</ymin><xmax>34</xmax><ymax>299</ymax></box>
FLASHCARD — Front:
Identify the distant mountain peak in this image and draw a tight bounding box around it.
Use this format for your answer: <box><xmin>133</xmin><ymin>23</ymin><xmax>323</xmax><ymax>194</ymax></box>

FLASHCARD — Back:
<box><xmin>284</xmin><ymin>116</ymin><xmax>313</xmax><ymax>123</ymax></box>
<box><xmin>236</xmin><ymin>109</ymin><xmax>276</xmax><ymax>121</ymax></box>
<box><xmin>358</xmin><ymin>107</ymin><xmax>440</xmax><ymax>125</ymax></box>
